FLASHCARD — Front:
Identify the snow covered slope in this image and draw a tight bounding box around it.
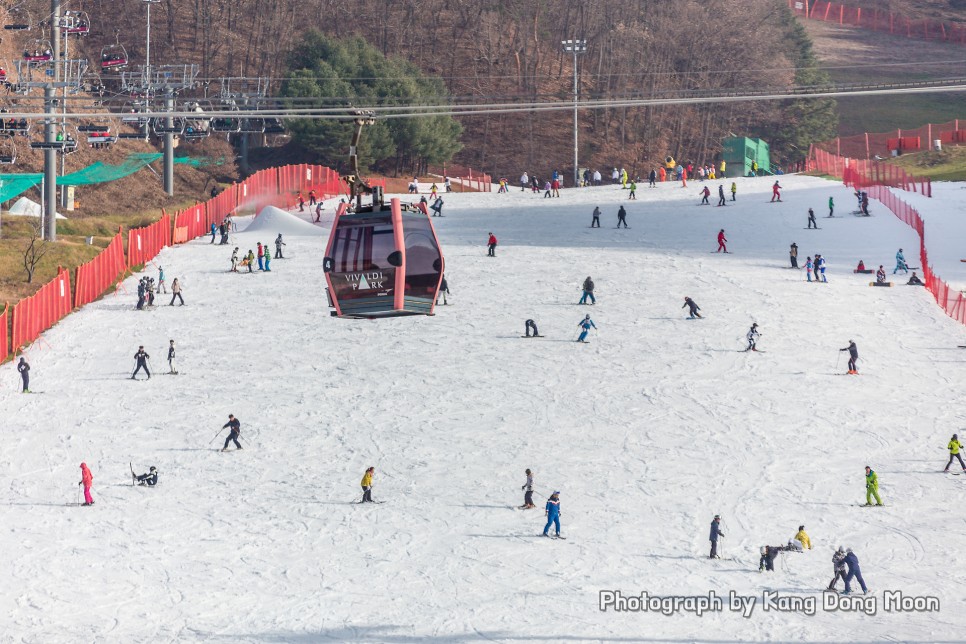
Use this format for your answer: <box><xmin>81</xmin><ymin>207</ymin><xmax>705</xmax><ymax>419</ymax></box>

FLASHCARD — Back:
<box><xmin>1</xmin><ymin>175</ymin><xmax>964</xmax><ymax>642</ymax></box>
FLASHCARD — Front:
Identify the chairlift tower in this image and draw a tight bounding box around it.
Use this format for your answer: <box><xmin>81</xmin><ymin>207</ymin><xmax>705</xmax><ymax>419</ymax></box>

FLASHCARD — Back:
<box><xmin>217</xmin><ymin>77</ymin><xmax>271</xmax><ymax>173</ymax></box>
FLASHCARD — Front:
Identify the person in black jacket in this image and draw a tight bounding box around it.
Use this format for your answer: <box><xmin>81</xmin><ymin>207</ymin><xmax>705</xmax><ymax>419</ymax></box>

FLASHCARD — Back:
<box><xmin>525</xmin><ymin>319</ymin><xmax>540</xmax><ymax>337</ymax></box>
<box><xmin>132</xmin><ymin>346</ymin><xmax>150</xmax><ymax>380</ymax></box>
<box><xmin>759</xmin><ymin>545</ymin><xmax>786</xmax><ymax>572</ymax></box>
<box><xmin>437</xmin><ymin>274</ymin><xmax>450</xmax><ymax>305</ymax></box>
<box><xmin>134</xmin><ymin>466</ymin><xmax>159</xmax><ymax>486</ymax></box>
<box><xmin>617</xmin><ymin>205</ymin><xmax>628</xmax><ymax>228</ymax></box>
<box><xmin>717</xmin><ymin>184</ymin><xmax>726</xmax><ymax>206</ymax></box>
<box><xmin>683</xmin><ymin>297</ymin><xmax>702</xmax><ymax>319</ymax></box>
<box><xmin>840</xmin><ymin>340</ymin><xmax>858</xmax><ymax>374</ymax></box>
<box><xmin>579</xmin><ymin>277</ymin><xmax>596</xmax><ymax>305</ymax></box>
<box><xmin>17</xmin><ymin>356</ymin><xmax>29</xmax><ymax>392</ymax></box>
<box><xmin>222</xmin><ymin>414</ymin><xmax>242</xmax><ymax>451</ymax></box>
<box><xmin>591</xmin><ymin>206</ymin><xmax>601</xmax><ymax>228</ymax></box>
<box><xmin>136</xmin><ymin>278</ymin><xmax>146</xmax><ymax>310</ymax></box>
<box><xmin>167</xmin><ymin>340</ymin><xmax>178</xmax><ymax>375</ymax></box>
<box><xmin>709</xmin><ymin>515</ymin><xmax>724</xmax><ymax>559</ymax></box>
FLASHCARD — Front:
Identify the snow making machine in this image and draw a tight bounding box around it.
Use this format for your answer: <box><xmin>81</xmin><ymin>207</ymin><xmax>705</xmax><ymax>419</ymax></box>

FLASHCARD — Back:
<box><xmin>322</xmin><ymin>111</ymin><xmax>445</xmax><ymax>319</ymax></box>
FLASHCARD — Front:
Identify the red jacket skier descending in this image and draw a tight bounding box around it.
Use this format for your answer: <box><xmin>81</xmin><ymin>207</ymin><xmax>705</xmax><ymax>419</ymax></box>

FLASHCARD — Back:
<box><xmin>716</xmin><ymin>229</ymin><xmax>728</xmax><ymax>253</ymax></box>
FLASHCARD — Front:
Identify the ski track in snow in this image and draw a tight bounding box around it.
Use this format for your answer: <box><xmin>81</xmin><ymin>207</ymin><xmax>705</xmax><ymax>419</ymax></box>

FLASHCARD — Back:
<box><xmin>1</xmin><ymin>175</ymin><xmax>965</xmax><ymax>641</ymax></box>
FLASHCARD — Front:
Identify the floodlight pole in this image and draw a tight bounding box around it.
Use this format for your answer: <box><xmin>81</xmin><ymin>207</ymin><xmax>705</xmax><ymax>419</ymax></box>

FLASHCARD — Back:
<box><xmin>562</xmin><ymin>39</ymin><xmax>587</xmax><ymax>189</ymax></box>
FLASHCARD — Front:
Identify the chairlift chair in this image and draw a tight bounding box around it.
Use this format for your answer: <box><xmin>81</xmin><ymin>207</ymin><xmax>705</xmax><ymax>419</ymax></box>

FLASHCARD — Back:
<box><xmin>238</xmin><ymin>117</ymin><xmax>265</xmax><ymax>134</ymax></box>
<box><xmin>152</xmin><ymin>117</ymin><xmax>185</xmax><ymax>135</ymax></box>
<box><xmin>263</xmin><ymin>118</ymin><xmax>285</xmax><ymax>134</ymax></box>
<box><xmin>62</xmin><ymin>11</ymin><xmax>90</xmax><ymax>36</ymax></box>
<box><xmin>22</xmin><ymin>38</ymin><xmax>53</xmax><ymax>63</ymax></box>
<box><xmin>182</xmin><ymin>101</ymin><xmax>210</xmax><ymax>141</ymax></box>
<box><xmin>211</xmin><ymin>117</ymin><xmax>240</xmax><ymax>132</ymax></box>
<box><xmin>3</xmin><ymin>117</ymin><xmax>31</xmax><ymax>136</ymax></box>
<box><xmin>101</xmin><ymin>43</ymin><xmax>128</xmax><ymax>70</ymax></box>
<box><xmin>4</xmin><ymin>4</ymin><xmax>31</xmax><ymax>31</ymax></box>
<box><xmin>0</xmin><ymin>139</ymin><xmax>16</xmax><ymax>164</ymax></box>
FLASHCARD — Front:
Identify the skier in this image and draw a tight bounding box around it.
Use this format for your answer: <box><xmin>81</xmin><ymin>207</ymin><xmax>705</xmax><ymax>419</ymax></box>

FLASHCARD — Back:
<box><xmin>758</xmin><ymin>545</ymin><xmax>784</xmax><ymax>571</ymax></box>
<box><xmin>542</xmin><ymin>491</ymin><xmax>561</xmax><ymax>537</ymax></box>
<box><xmin>257</xmin><ymin>242</ymin><xmax>265</xmax><ymax>271</ymax></box>
<box><xmin>730</xmin><ymin>181</ymin><xmax>737</xmax><ymax>201</ymax></box>
<box><xmin>132</xmin><ymin>346</ymin><xmax>150</xmax><ymax>380</ymax></box>
<box><xmin>134</xmin><ymin>466</ymin><xmax>159</xmax><ymax>486</ymax></box>
<box><xmin>616</xmin><ymin>205</ymin><xmax>628</xmax><ymax>228</ymax></box>
<box><xmin>816</xmin><ymin>254</ymin><xmax>827</xmax><ymax>282</ymax></box>
<box><xmin>829</xmin><ymin>546</ymin><xmax>848</xmax><ymax>590</ymax></box>
<box><xmin>744</xmin><ymin>323</ymin><xmax>760</xmax><ymax>352</ymax></box>
<box><xmin>146</xmin><ymin>278</ymin><xmax>156</xmax><ymax>306</ymax></box>
<box><xmin>842</xmin><ymin>548</ymin><xmax>869</xmax><ymax>595</ymax></box>
<box><xmin>863</xmin><ymin>465</ymin><xmax>882</xmax><ymax>506</ymax></box>
<box><xmin>579</xmin><ymin>277</ymin><xmax>596</xmax><ymax>305</ymax></box>
<box><xmin>840</xmin><ymin>340</ymin><xmax>858</xmax><ymax>374</ymax></box>
<box><xmin>771</xmin><ymin>180</ymin><xmax>782</xmax><ymax>202</ymax></box>
<box><xmin>894</xmin><ymin>248</ymin><xmax>908</xmax><ymax>274</ymax></box>
<box><xmin>683</xmin><ymin>296</ymin><xmax>702</xmax><ymax>319</ymax></box>
<box><xmin>157</xmin><ymin>266</ymin><xmax>167</xmax><ymax>294</ymax></box>
<box><xmin>308</xmin><ymin>189</ymin><xmax>317</xmax><ymax>206</ymax></box>
<box><xmin>437</xmin><ymin>274</ymin><xmax>450</xmax><ymax>305</ymax></box>
<box><xmin>876</xmin><ymin>266</ymin><xmax>887</xmax><ymax>284</ymax></box>
<box><xmin>576</xmin><ymin>314</ymin><xmax>596</xmax><ymax>343</ymax></box>
<box><xmin>275</xmin><ymin>234</ymin><xmax>286</xmax><ymax>259</ymax></box>
<box><xmin>430</xmin><ymin>197</ymin><xmax>444</xmax><ymax>217</ymax></box>
<box><xmin>807</xmin><ymin>208</ymin><xmax>817</xmax><ymax>229</ymax></box>
<box><xmin>361</xmin><ymin>466</ymin><xmax>375</xmax><ymax>503</ymax></box>
<box><xmin>167</xmin><ymin>339</ymin><xmax>177</xmax><ymax>375</ymax></box>
<box><xmin>789</xmin><ymin>243</ymin><xmax>798</xmax><ymax>268</ymax></box>
<box><xmin>717</xmin><ymin>184</ymin><xmax>726</xmax><ymax>206</ymax></box>
<box><xmin>209</xmin><ymin>222</ymin><xmax>217</xmax><ymax>244</ymax></box>
<box><xmin>487</xmin><ymin>232</ymin><xmax>498</xmax><ymax>257</ymax></box>
<box><xmin>524</xmin><ymin>319</ymin><xmax>540</xmax><ymax>337</ymax></box>
<box><xmin>314</xmin><ymin>201</ymin><xmax>323</xmax><ymax>223</ymax></box>
<box><xmin>627</xmin><ymin>181</ymin><xmax>636</xmax><ymax>200</ymax></box>
<box><xmin>245</xmin><ymin>249</ymin><xmax>255</xmax><ymax>273</ymax></box>
<box><xmin>648</xmin><ymin>169</ymin><xmax>657</xmax><ymax>188</ymax></box>
<box><xmin>221</xmin><ymin>414</ymin><xmax>242</xmax><ymax>451</ymax></box>
<box><xmin>805</xmin><ymin>256</ymin><xmax>814</xmax><ymax>282</ymax></box>
<box><xmin>17</xmin><ymin>356</ymin><xmax>29</xmax><ymax>392</ymax></box>
<box><xmin>794</xmin><ymin>525</ymin><xmax>812</xmax><ymax>550</ymax></box>
<box><xmin>716</xmin><ymin>229</ymin><xmax>728</xmax><ymax>253</ymax></box>
<box><xmin>169</xmin><ymin>278</ymin><xmax>184</xmax><ymax>306</ymax></box>
<box><xmin>591</xmin><ymin>206</ymin><xmax>601</xmax><ymax>228</ymax></box>
<box><xmin>79</xmin><ymin>462</ymin><xmax>94</xmax><ymax>506</ymax></box>
<box><xmin>709</xmin><ymin>514</ymin><xmax>724</xmax><ymax>559</ymax></box>
<box><xmin>230</xmin><ymin>247</ymin><xmax>239</xmax><ymax>273</ymax></box>
<box><xmin>136</xmin><ymin>278</ymin><xmax>146</xmax><ymax>310</ymax></box>
<box><xmin>520</xmin><ymin>172</ymin><xmax>529</xmax><ymax>191</ymax></box>
<box><xmin>521</xmin><ymin>469</ymin><xmax>535</xmax><ymax>509</ymax></box>
<box><xmin>828</xmin><ymin>196</ymin><xmax>835</xmax><ymax>217</ymax></box>
<box><xmin>861</xmin><ymin>192</ymin><xmax>870</xmax><ymax>216</ymax></box>
<box><xmin>219</xmin><ymin>223</ymin><xmax>229</xmax><ymax>245</ymax></box>
<box><xmin>263</xmin><ymin>243</ymin><xmax>272</xmax><ymax>272</ymax></box>
<box><xmin>945</xmin><ymin>434</ymin><xmax>966</xmax><ymax>472</ymax></box>
<box><xmin>699</xmin><ymin>186</ymin><xmax>711</xmax><ymax>205</ymax></box>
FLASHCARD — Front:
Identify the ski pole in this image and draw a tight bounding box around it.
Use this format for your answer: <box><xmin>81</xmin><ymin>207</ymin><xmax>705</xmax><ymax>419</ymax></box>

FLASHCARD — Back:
<box><xmin>76</xmin><ymin>484</ymin><xmax>80</xmax><ymax>506</ymax></box>
<box><xmin>835</xmin><ymin>351</ymin><xmax>842</xmax><ymax>371</ymax></box>
<box><xmin>209</xmin><ymin>427</ymin><xmax>225</xmax><ymax>444</ymax></box>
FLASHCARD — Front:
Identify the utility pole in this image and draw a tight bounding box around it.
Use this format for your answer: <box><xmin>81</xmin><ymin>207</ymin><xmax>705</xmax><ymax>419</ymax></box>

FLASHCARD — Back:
<box><xmin>44</xmin><ymin>0</ymin><xmax>63</xmax><ymax>240</ymax></box>
<box><xmin>164</xmin><ymin>89</ymin><xmax>174</xmax><ymax>195</ymax></box>
<box><xmin>561</xmin><ymin>39</ymin><xmax>587</xmax><ymax>190</ymax></box>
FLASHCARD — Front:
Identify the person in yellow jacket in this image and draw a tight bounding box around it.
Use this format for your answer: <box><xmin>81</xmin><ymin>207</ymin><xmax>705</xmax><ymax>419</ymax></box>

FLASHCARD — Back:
<box><xmin>794</xmin><ymin>525</ymin><xmax>811</xmax><ymax>550</ymax></box>
<box><xmin>720</xmin><ymin>160</ymin><xmax>727</xmax><ymax>177</ymax></box>
<box><xmin>864</xmin><ymin>466</ymin><xmax>882</xmax><ymax>506</ymax></box>
<box><xmin>944</xmin><ymin>433</ymin><xmax>966</xmax><ymax>472</ymax></box>
<box><xmin>360</xmin><ymin>466</ymin><xmax>375</xmax><ymax>503</ymax></box>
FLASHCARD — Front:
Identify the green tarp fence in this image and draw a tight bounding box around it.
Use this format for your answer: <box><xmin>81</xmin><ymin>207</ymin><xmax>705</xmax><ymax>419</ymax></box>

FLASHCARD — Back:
<box><xmin>0</xmin><ymin>173</ymin><xmax>43</xmax><ymax>203</ymax></box>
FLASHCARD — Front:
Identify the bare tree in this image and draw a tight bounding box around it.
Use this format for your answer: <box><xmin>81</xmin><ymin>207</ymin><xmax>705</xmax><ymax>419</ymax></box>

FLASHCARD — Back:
<box><xmin>21</xmin><ymin>217</ymin><xmax>50</xmax><ymax>284</ymax></box>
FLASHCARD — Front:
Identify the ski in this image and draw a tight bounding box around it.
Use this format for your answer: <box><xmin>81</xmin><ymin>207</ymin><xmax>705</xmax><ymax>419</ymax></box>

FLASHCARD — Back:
<box><xmin>803</xmin><ymin>228</ymin><xmax>822</xmax><ymax>230</ymax></box>
<box><xmin>130</xmin><ymin>462</ymin><xmax>136</xmax><ymax>486</ymax></box>
<box><xmin>857</xmin><ymin>504</ymin><xmax>884</xmax><ymax>507</ymax></box>
<box><xmin>553</xmin><ymin>535</ymin><xmax>567</xmax><ymax>540</ymax></box>
<box><xmin>520</xmin><ymin>335</ymin><xmax>545</xmax><ymax>338</ymax></box>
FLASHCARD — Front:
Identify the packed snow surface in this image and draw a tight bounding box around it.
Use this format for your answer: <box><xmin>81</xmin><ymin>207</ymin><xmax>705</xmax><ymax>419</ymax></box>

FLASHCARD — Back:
<box><xmin>2</xmin><ymin>174</ymin><xmax>965</xmax><ymax>642</ymax></box>
<box><xmin>245</xmin><ymin>205</ymin><xmax>326</xmax><ymax>236</ymax></box>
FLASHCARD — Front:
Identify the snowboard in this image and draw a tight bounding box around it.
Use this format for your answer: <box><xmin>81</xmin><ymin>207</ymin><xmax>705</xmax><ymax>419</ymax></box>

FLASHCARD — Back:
<box><xmin>804</xmin><ymin>228</ymin><xmax>821</xmax><ymax>230</ymax></box>
<box><xmin>857</xmin><ymin>503</ymin><xmax>884</xmax><ymax>507</ymax></box>
<box><xmin>520</xmin><ymin>335</ymin><xmax>545</xmax><ymax>338</ymax></box>
<box><xmin>869</xmin><ymin>282</ymin><xmax>893</xmax><ymax>287</ymax></box>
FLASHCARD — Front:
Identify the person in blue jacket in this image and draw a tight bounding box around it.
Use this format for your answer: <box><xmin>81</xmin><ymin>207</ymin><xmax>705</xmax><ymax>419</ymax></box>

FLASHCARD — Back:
<box><xmin>210</xmin><ymin>222</ymin><xmax>217</xmax><ymax>244</ymax></box>
<box><xmin>542</xmin><ymin>491</ymin><xmax>561</xmax><ymax>537</ymax></box>
<box><xmin>894</xmin><ymin>248</ymin><xmax>908</xmax><ymax>274</ymax></box>
<box><xmin>842</xmin><ymin>548</ymin><xmax>868</xmax><ymax>594</ymax></box>
<box><xmin>709</xmin><ymin>514</ymin><xmax>725</xmax><ymax>559</ymax></box>
<box><xmin>576</xmin><ymin>315</ymin><xmax>596</xmax><ymax>343</ymax></box>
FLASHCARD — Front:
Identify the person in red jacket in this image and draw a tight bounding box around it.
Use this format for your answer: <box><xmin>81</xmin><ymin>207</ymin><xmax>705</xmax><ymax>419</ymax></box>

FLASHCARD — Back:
<box><xmin>771</xmin><ymin>181</ymin><xmax>782</xmax><ymax>202</ymax></box>
<box><xmin>79</xmin><ymin>462</ymin><xmax>94</xmax><ymax>506</ymax></box>
<box><xmin>257</xmin><ymin>242</ymin><xmax>265</xmax><ymax>270</ymax></box>
<box><xmin>699</xmin><ymin>186</ymin><xmax>711</xmax><ymax>205</ymax></box>
<box><xmin>487</xmin><ymin>232</ymin><xmax>497</xmax><ymax>257</ymax></box>
<box><xmin>716</xmin><ymin>229</ymin><xmax>728</xmax><ymax>253</ymax></box>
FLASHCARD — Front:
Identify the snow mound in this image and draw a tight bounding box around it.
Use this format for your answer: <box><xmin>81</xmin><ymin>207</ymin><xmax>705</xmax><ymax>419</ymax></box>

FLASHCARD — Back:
<box><xmin>241</xmin><ymin>205</ymin><xmax>325</xmax><ymax>236</ymax></box>
<box><xmin>7</xmin><ymin>197</ymin><xmax>67</xmax><ymax>219</ymax></box>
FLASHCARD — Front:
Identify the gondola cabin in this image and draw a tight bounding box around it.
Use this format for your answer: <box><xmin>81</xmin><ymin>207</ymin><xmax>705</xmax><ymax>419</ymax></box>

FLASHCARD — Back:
<box><xmin>323</xmin><ymin>196</ymin><xmax>445</xmax><ymax>318</ymax></box>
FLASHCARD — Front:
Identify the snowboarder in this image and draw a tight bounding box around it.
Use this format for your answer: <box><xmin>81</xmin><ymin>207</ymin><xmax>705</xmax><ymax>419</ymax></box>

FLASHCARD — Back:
<box><xmin>17</xmin><ymin>356</ymin><xmax>29</xmax><ymax>392</ymax></box>
<box><xmin>840</xmin><ymin>340</ymin><xmax>858</xmax><ymax>374</ymax></box>
<box><xmin>169</xmin><ymin>278</ymin><xmax>184</xmax><ymax>306</ymax></box>
<box><xmin>79</xmin><ymin>462</ymin><xmax>94</xmax><ymax>506</ymax></box>
<box><xmin>790</xmin><ymin>243</ymin><xmax>798</xmax><ymax>268</ymax></box>
<box><xmin>894</xmin><ymin>248</ymin><xmax>908</xmax><ymax>274</ymax></box>
<box><xmin>699</xmin><ymin>186</ymin><xmax>711</xmax><ymax>205</ymax></box>
<box><xmin>771</xmin><ymin>181</ymin><xmax>782</xmax><ymax>202</ymax></box>
<box><xmin>308</xmin><ymin>189</ymin><xmax>317</xmax><ymax>206</ymax></box>
<box><xmin>794</xmin><ymin>525</ymin><xmax>812</xmax><ymax>550</ymax></box>
<box><xmin>134</xmin><ymin>466</ymin><xmax>158</xmax><ymax>486</ymax></box>
<box><xmin>146</xmin><ymin>278</ymin><xmax>156</xmax><ymax>306</ymax></box>
<box><xmin>863</xmin><ymin>466</ymin><xmax>882</xmax><ymax>506</ymax></box>
<box><xmin>437</xmin><ymin>274</ymin><xmax>450</xmax><ymax>305</ymax></box>
<box><xmin>616</xmin><ymin>205</ymin><xmax>628</xmax><ymax>228</ymax></box>
<box><xmin>648</xmin><ymin>169</ymin><xmax>657</xmax><ymax>188</ymax></box>
<box><xmin>314</xmin><ymin>201</ymin><xmax>323</xmax><ymax>223</ymax></box>
<box><xmin>275</xmin><ymin>234</ymin><xmax>286</xmax><ymax>259</ymax></box>
<box><xmin>576</xmin><ymin>314</ymin><xmax>596</xmax><ymax>343</ymax></box>
<box><xmin>717</xmin><ymin>184</ymin><xmax>726</xmax><ymax>206</ymax></box>
<box><xmin>807</xmin><ymin>208</ymin><xmax>817</xmax><ymax>229</ymax></box>
<box><xmin>944</xmin><ymin>434</ymin><xmax>966</xmax><ymax>472</ymax></box>
<box><xmin>829</xmin><ymin>546</ymin><xmax>848</xmax><ymax>590</ymax></box>
<box><xmin>132</xmin><ymin>346</ymin><xmax>150</xmax><ymax>380</ymax></box>
<box><xmin>263</xmin><ymin>243</ymin><xmax>272</xmax><ymax>272</ymax></box>
<box><xmin>876</xmin><ymin>266</ymin><xmax>887</xmax><ymax>284</ymax></box>
<box><xmin>716</xmin><ymin>229</ymin><xmax>728</xmax><ymax>253</ymax></box>
<box><xmin>842</xmin><ymin>548</ymin><xmax>869</xmax><ymax>594</ymax></box>
<box><xmin>591</xmin><ymin>206</ymin><xmax>601</xmax><ymax>228</ymax></box>
<box><xmin>861</xmin><ymin>192</ymin><xmax>870</xmax><ymax>216</ymax></box>
<box><xmin>709</xmin><ymin>514</ymin><xmax>724</xmax><ymax>559</ymax></box>
<box><xmin>542</xmin><ymin>491</ymin><xmax>561</xmax><ymax>537</ymax></box>
<box><xmin>221</xmin><ymin>414</ymin><xmax>242</xmax><ymax>451</ymax></box>
<box><xmin>907</xmin><ymin>272</ymin><xmax>924</xmax><ymax>286</ymax></box>
<box><xmin>730</xmin><ymin>181</ymin><xmax>737</xmax><ymax>201</ymax></box>
<box><xmin>805</xmin><ymin>256</ymin><xmax>813</xmax><ymax>282</ymax></box>
<box><xmin>744</xmin><ymin>323</ymin><xmax>760</xmax><ymax>352</ymax></box>
<box><xmin>257</xmin><ymin>243</ymin><xmax>265</xmax><ymax>271</ymax></box>
<box><xmin>245</xmin><ymin>249</ymin><xmax>255</xmax><ymax>273</ymax></box>
<box><xmin>361</xmin><ymin>466</ymin><xmax>375</xmax><ymax>503</ymax></box>
<box><xmin>828</xmin><ymin>196</ymin><xmax>834</xmax><ymax>217</ymax></box>
<box><xmin>230</xmin><ymin>247</ymin><xmax>239</xmax><ymax>273</ymax></box>
<box><xmin>219</xmin><ymin>223</ymin><xmax>229</xmax><ymax>245</ymax></box>
<box><xmin>430</xmin><ymin>197</ymin><xmax>444</xmax><ymax>217</ymax></box>
<box><xmin>521</xmin><ymin>469</ymin><xmax>535</xmax><ymax>508</ymax></box>
<box><xmin>487</xmin><ymin>232</ymin><xmax>497</xmax><ymax>257</ymax></box>
<box><xmin>167</xmin><ymin>339</ymin><xmax>177</xmax><ymax>375</ymax></box>
<box><xmin>297</xmin><ymin>192</ymin><xmax>305</xmax><ymax>212</ymax></box>
<box><xmin>157</xmin><ymin>266</ymin><xmax>167</xmax><ymax>294</ymax></box>
<box><xmin>525</xmin><ymin>319</ymin><xmax>540</xmax><ymax>337</ymax></box>
<box><xmin>816</xmin><ymin>254</ymin><xmax>827</xmax><ymax>282</ymax></box>
<box><xmin>579</xmin><ymin>277</ymin><xmax>596</xmax><ymax>305</ymax></box>
<box><xmin>683</xmin><ymin>296</ymin><xmax>702</xmax><ymax>319</ymax></box>
<box><xmin>628</xmin><ymin>181</ymin><xmax>637</xmax><ymax>200</ymax></box>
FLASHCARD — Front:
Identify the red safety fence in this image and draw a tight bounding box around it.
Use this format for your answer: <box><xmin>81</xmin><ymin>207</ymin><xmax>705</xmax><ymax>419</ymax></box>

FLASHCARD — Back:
<box><xmin>868</xmin><ymin>185</ymin><xmax>966</xmax><ymax>325</ymax></box>
<box><xmin>432</xmin><ymin>163</ymin><xmax>493</xmax><ymax>192</ymax></box>
<box><xmin>807</xmin><ymin>147</ymin><xmax>932</xmax><ymax>197</ymax></box>
<box><xmin>790</xmin><ymin>0</ymin><xmax>966</xmax><ymax>45</ymax></box>
<box><xmin>11</xmin><ymin>267</ymin><xmax>73</xmax><ymax>351</ymax></box>
<box><xmin>0</xmin><ymin>304</ymin><xmax>8</xmax><ymax>363</ymax></box>
<box><xmin>127</xmin><ymin>213</ymin><xmax>171</xmax><ymax>268</ymax></box>
<box><xmin>74</xmin><ymin>228</ymin><xmax>126</xmax><ymax>308</ymax></box>
<box><xmin>813</xmin><ymin>119</ymin><xmax>964</xmax><ymax>161</ymax></box>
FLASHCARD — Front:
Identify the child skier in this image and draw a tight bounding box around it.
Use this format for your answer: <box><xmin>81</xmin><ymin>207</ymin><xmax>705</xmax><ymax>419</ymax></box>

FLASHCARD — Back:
<box><xmin>816</xmin><ymin>254</ymin><xmax>827</xmax><ymax>282</ymax></box>
<box><xmin>542</xmin><ymin>491</ymin><xmax>561</xmax><ymax>537</ymax></box>
<box><xmin>709</xmin><ymin>515</ymin><xmax>724</xmax><ymax>559</ymax></box>
<box><xmin>683</xmin><ymin>297</ymin><xmax>702</xmax><ymax>319</ymax></box>
<box><xmin>221</xmin><ymin>414</ymin><xmax>242</xmax><ymax>451</ymax></box>
<box><xmin>230</xmin><ymin>247</ymin><xmax>239</xmax><ymax>272</ymax></box>
<box><xmin>771</xmin><ymin>181</ymin><xmax>782</xmax><ymax>202</ymax></box>
<box><xmin>157</xmin><ymin>266</ymin><xmax>167</xmax><ymax>293</ymax></box>
<box><xmin>863</xmin><ymin>466</ymin><xmax>882</xmax><ymax>506</ymax></box>
<box><xmin>576</xmin><ymin>314</ymin><xmax>596</xmax><ymax>343</ymax></box>
<box><xmin>167</xmin><ymin>340</ymin><xmax>177</xmax><ymax>375</ymax></box>
<box><xmin>945</xmin><ymin>434</ymin><xmax>966</xmax><ymax>472</ymax></box>
<box><xmin>829</xmin><ymin>546</ymin><xmax>848</xmax><ymax>590</ymax></box>
<box><xmin>487</xmin><ymin>233</ymin><xmax>497</xmax><ymax>257</ymax></box>
<box><xmin>699</xmin><ymin>186</ymin><xmax>711</xmax><ymax>205</ymax></box>
<box><xmin>840</xmin><ymin>340</ymin><xmax>858</xmax><ymax>374</ymax></box>
<box><xmin>744</xmin><ymin>323</ymin><xmax>760</xmax><ymax>352</ymax></box>
<box><xmin>79</xmin><ymin>462</ymin><xmax>94</xmax><ymax>505</ymax></box>
<box><xmin>805</xmin><ymin>256</ymin><xmax>813</xmax><ymax>282</ymax></box>
<box><xmin>716</xmin><ymin>229</ymin><xmax>728</xmax><ymax>253</ymax></box>
<box><xmin>521</xmin><ymin>469</ymin><xmax>535</xmax><ymax>509</ymax></box>
<box><xmin>361</xmin><ymin>466</ymin><xmax>375</xmax><ymax>503</ymax></box>
<box><xmin>132</xmin><ymin>346</ymin><xmax>150</xmax><ymax>380</ymax></box>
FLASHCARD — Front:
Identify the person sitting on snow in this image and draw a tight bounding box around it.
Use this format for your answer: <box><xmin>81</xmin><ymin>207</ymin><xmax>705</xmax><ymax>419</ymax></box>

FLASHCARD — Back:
<box><xmin>134</xmin><ymin>466</ymin><xmax>159</xmax><ymax>486</ymax></box>
<box><xmin>907</xmin><ymin>272</ymin><xmax>924</xmax><ymax>286</ymax></box>
<box><xmin>855</xmin><ymin>260</ymin><xmax>866</xmax><ymax>272</ymax></box>
<box><xmin>876</xmin><ymin>266</ymin><xmax>887</xmax><ymax>284</ymax></box>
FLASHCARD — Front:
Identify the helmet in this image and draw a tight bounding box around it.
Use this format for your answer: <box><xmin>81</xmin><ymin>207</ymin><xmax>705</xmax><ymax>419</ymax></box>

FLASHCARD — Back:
<box><xmin>837</xmin><ymin>546</ymin><xmax>845</xmax><ymax>553</ymax></box>
<box><xmin>585</xmin><ymin>314</ymin><xmax>590</xmax><ymax>319</ymax></box>
<box><xmin>150</xmin><ymin>466</ymin><xmax>157</xmax><ymax>472</ymax></box>
<box><xmin>760</xmin><ymin>546</ymin><xmax>767</xmax><ymax>555</ymax></box>
<box><xmin>799</xmin><ymin>525</ymin><xmax>804</xmax><ymax>531</ymax></box>
<box><xmin>846</xmin><ymin>548</ymin><xmax>853</xmax><ymax>554</ymax></box>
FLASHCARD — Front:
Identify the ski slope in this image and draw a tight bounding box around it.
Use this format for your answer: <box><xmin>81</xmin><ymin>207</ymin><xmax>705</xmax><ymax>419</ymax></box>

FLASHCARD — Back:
<box><xmin>2</xmin><ymin>174</ymin><xmax>965</xmax><ymax>643</ymax></box>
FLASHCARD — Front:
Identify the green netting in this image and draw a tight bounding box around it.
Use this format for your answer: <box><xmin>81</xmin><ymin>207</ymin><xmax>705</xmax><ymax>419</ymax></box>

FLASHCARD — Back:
<box><xmin>57</xmin><ymin>153</ymin><xmax>163</xmax><ymax>186</ymax></box>
<box><xmin>175</xmin><ymin>156</ymin><xmax>225</xmax><ymax>167</ymax></box>
<box><xmin>0</xmin><ymin>173</ymin><xmax>43</xmax><ymax>203</ymax></box>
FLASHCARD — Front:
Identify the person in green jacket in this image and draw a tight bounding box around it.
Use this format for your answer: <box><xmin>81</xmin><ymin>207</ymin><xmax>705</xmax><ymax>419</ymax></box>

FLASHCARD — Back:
<box><xmin>263</xmin><ymin>242</ymin><xmax>271</xmax><ymax>271</ymax></box>
<box><xmin>944</xmin><ymin>434</ymin><xmax>966</xmax><ymax>472</ymax></box>
<box><xmin>628</xmin><ymin>181</ymin><xmax>637</xmax><ymax>200</ymax></box>
<box><xmin>864</xmin><ymin>466</ymin><xmax>882</xmax><ymax>506</ymax></box>
<box><xmin>828</xmin><ymin>196</ymin><xmax>835</xmax><ymax>217</ymax></box>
